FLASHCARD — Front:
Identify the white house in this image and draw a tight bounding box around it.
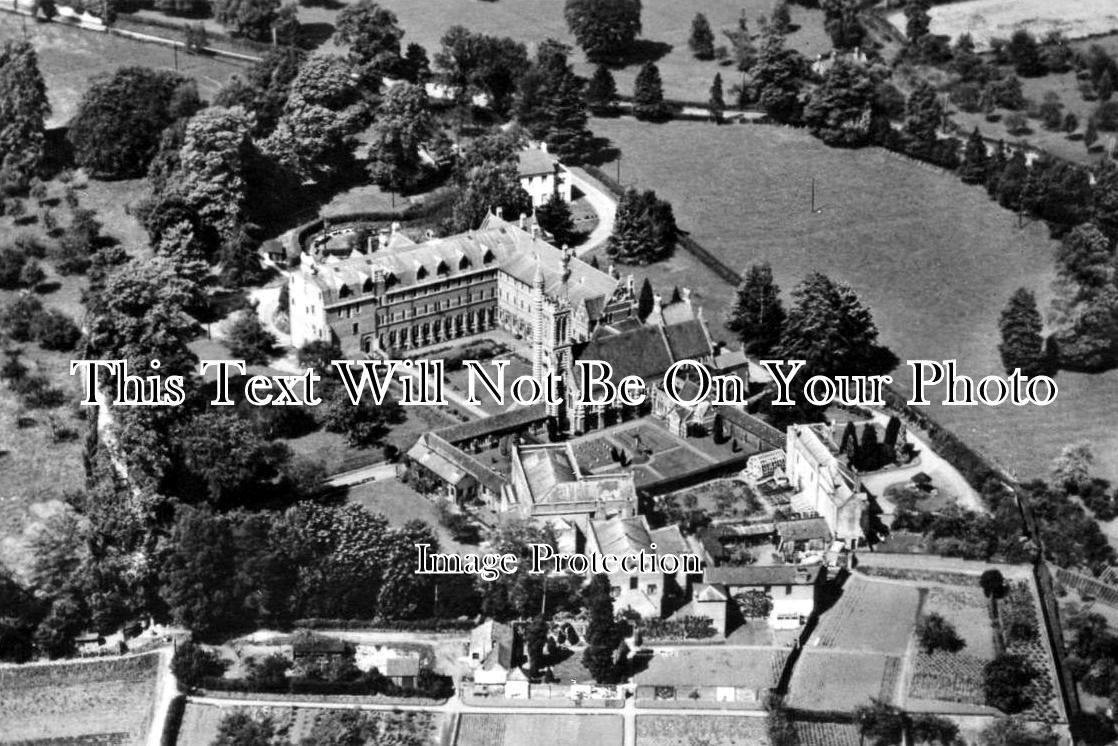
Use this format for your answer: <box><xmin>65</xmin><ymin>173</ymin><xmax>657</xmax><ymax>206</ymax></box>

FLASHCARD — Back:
<box><xmin>703</xmin><ymin>564</ymin><xmax>822</xmax><ymax>630</ymax></box>
<box><xmin>785</xmin><ymin>424</ymin><xmax>867</xmax><ymax>544</ymax></box>
<box><xmin>517</xmin><ymin>145</ymin><xmax>571</xmax><ymax>208</ymax></box>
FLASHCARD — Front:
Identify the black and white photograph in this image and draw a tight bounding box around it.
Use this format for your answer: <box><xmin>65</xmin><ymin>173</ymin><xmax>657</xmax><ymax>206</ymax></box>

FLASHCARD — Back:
<box><xmin>0</xmin><ymin>0</ymin><xmax>1116</xmax><ymax>744</ymax></box>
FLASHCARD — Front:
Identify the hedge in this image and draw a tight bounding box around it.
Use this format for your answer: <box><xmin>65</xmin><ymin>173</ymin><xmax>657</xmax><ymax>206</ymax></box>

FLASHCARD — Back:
<box><xmin>292</xmin><ymin>617</ymin><xmax>476</xmax><ymax>632</ymax></box>
<box><xmin>159</xmin><ymin>694</ymin><xmax>186</xmax><ymax>746</ymax></box>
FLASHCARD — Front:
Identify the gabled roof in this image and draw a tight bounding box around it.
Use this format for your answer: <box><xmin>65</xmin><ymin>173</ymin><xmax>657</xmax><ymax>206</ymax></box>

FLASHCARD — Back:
<box><xmin>517</xmin><ymin>147</ymin><xmax>557</xmax><ymax>177</ymax></box>
<box><xmin>694</xmin><ymin>583</ymin><xmax>729</xmax><ymax>602</ymax></box>
<box><xmin>385</xmin><ymin>656</ymin><xmax>421</xmax><ymax>677</ymax></box>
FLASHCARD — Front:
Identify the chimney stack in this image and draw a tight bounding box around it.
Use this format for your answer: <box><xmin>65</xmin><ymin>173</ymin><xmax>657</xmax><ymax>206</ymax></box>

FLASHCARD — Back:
<box><xmin>496</xmin><ymin>206</ymin><xmax>504</xmax><ymax>219</ymax></box>
<box><xmin>519</xmin><ymin>213</ymin><xmax>527</xmax><ymax>229</ymax></box>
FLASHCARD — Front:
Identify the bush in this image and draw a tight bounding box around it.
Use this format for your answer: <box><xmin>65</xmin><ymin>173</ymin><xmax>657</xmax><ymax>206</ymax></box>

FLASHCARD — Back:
<box><xmin>31</xmin><ymin>309</ymin><xmax>82</xmax><ymax>351</ymax></box>
<box><xmin>0</xmin><ymin>295</ymin><xmax>44</xmax><ymax>341</ymax></box>
<box><xmin>984</xmin><ymin>653</ymin><xmax>1036</xmax><ymax>713</ymax></box>
<box><xmin>170</xmin><ymin>640</ymin><xmax>226</xmax><ymax>690</ymax></box>
<box><xmin>12</xmin><ymin>374</ymin><xmax>66</xmax><ymax>408</ymax></box>
<box><xmin>919</xmin><ymin>613</ymin><xmax>965</xmax><ymax>653</ymax></box>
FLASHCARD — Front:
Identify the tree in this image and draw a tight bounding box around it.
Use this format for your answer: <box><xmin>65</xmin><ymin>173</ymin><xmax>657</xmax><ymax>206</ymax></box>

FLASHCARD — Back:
<box><xmin>1006</xmin><ymin>29</ymin><xmax>1044</xmax><ymax>77</ymax></box>
<box><xmin>31</xmin><ymin>309</ymin><xmax>82</xmax><ymax>351</ymax></box>
<box><xmin>586</xmin><ymin>65</ymin><xmax>620</xmax><ymax>116</ymax></box>
<box><xmin>767</xmin><ymin>699</ymin><xmax>800</xmax><ymax>746</ymax></box>
<box><xmin>213</xmin><ymin>0</ymin><xmax>280</xmax><ymax>41</ymax></box>
<box><xmin>855</xmin><ymin>699</ymin><xmax>907</xmax><ymax>746</ymax></box>
<box><xmin>637</xmin><ymin>277</ymin><xmax>654</xmax><ymax>319</ymax></box>
<box><xmin>772</xmin><ymin>1</ymin><xmax>793</xmax><ymax>34</ymax></box>
<box><xmin>980</xmin><ymin>569</ymin><xmax>1006</xmax><ymax>598</ymax></box>
<box><xmin>1054</xmin><ymin>223</ymin><xmax>1113</xmax><ymax>287</ymax></box>
<box><xmin>1051</xmin><ymin>442</ymin><xmax>1094</xmax><ymax>493</ymax></box>
<box><xmin>169</xmin><ymin>106</ymin><xmax>254</xmax><ymax>243</ymax></box>
<box><xmin>725</xmin><ymin>263</ymin><xmax>784</xmax><ymax>355</ymax></box>
<box><xmin>581</xmin><ymin>574</ymin><xmax>621</xmax><ymax>683</ymax></box>
<box><xmin>170</xmin><ymin>640</ymin><xmax>226</xmax><ymax>690</ymax></box>
<box><xmin>1085</xmin><ymin>116</ymin><xmax>1099</xmax><ymax>150</ymax></box>
<box><xmin>262</xmin><ymin>55</ymin><xmax>368</xmax><ymax>183</ymax></box>
<box><xmin>904</xmin><ymin>79</ymin><xmax>943</xmax><ymax>149</ymax></box>
<box><xmin>803</xmin><ymin>59</ymin><xmax>879</xmax><ymax>147</ymax></box>
<box><xmin>995</xmin><ymin>149</ymin><xmax>1028</xmax><ymax>210</ymax></box>
<box><xmin>775</xmin><ymin>271</ymin><xmax>898</xmax><ymax>379</ymax></box>
<box><xmin>535</xmin><ymin>194</ymin><xmax>578</xmax><ymax>248</ymax></box>
<box><xmin>605</xmin><ymin>188</ymin><xmax>677</xmax><ymax>264</ymax></box>
<box><xmin>633</xmin><ymin>62</ymin><xmax>670</xmax><ymax>122</ymax></box>
<box><xmin>911</xmin><ymin>715</ymin><xmax>960</xmax><ymax>746</ymax></box>
<box><xmin>367</xmin><ymin>83</ymin><xmax>433</xmax><ymax>198</ymax></box>
<box><xmin>525</xmin><ymin>615</ymin><xmax>549</xmax><ymax>676</ymax></box>
<box><xmin>319</xmin><ymin>381</ymin><xmax>402</xmax><ymax>448</ymax></box>
<box><xmin>754</xmin><ymin>23</ymin><xmax>804</xmax><ymax>123</ymax></box>
<box><xmin>959</xmin><ymin>128</ymin><xmax>989</xmax><ymax>184</ymax></box>
<box><xmin>689</xmin><ymin>13</ymin><xmax>715</xmax><ymax>60</ymax></box>
<box><xmin>273</xmin><ymin>4</ymin><xmax>300</xmax><ymax>47</ymax></box>
<box><xmin>723</xmin><ymin>12</ymin><xmax>756</xmax><ymax>73</ymax></box>
<box><xmin>159</xmin><ymin>507</ymin><xmax>241</xmax><ymax>638</ymax></box>
<box><xmin>984</xmin><ymin>654</ymin><xmax>1036</xmax><ymax>713</ymax></box>
<box><xmin>998</xmin><ymin>288</ymin><xmax>1046</xmax><ymax>376</ymax></box>
<box><xmin>1100</xmin><ymin>70</ymin><xmax>1114</xmax><ymax>103</ymax></box>
<box><xmin>215</xmin><ymin>47</ymin><xmax>306</xmax><ymax>139</ymax></box>
<box><xmin>822</xmin><ymin>0</ymin><xmax>864</xmax><ymax>51</ymax></box>
<box><xmin>434</xmin><ymin>27</ymin><xmax>529</xmax><ymax>116</ymax></box>
<box><xmin>450</xmin><ymin>161</ymin><xmax>533</xmax><ymax>233</ymax></box>
<box><xmin>919</xmin><ymin>612</ymin><xmax>965</xmax><ymax>653</ymax></box>
<box><xmin>0</xmin><ymin>40</ymin><xmax>50</xmax><ymax>190</ymax></box>
<box><xmin>226</xmin><ymin>309</ymin><xmax>276</xmax><ymax>365</ymax></box>
<box><xmin>903</xmin><ymin>0</ymin><xmax>930</xmax><ymax>43</ymax></box>
<box><xmin>68</xmin><ymin>67</ymin><xmax>192</xmax><ymax>179</ymax></box>
<box><xmin>709</xmin><ymin>73</ymin><xmax>725</xmax><ymax>123</ymax></box>
<box><xmin>515</xmin><ymin>41</ymin><xmax>593</xmax><ymax>161</ymax></box>
<box><xmin>333</xmin><ymin>0</ymin><xmax>403</xmax><ymax>76</ymax></box>
<box><xmin>213</xmin><ymin>712</ymin><xmax>282</xmax><ymax>746</ymax></box>
<box><xmin>171</xmin><ymin>412</ymin><xmax>291</xmax><ymax>503</ymax></box>
<box><xmin>564</xmin><ymin>0</ymin><xmax>642</xmax><ymax>62</ymax></box>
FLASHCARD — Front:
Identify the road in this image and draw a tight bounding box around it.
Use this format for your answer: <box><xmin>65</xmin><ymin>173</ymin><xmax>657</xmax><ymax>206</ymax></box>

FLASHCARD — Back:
<box><xmin>565</xmin><ymin>166</ymin><xmax>617</xmax><ymax>256</ymax></box>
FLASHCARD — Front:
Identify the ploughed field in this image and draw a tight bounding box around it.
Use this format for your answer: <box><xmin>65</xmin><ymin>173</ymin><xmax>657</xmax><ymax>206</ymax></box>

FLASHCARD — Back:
<box><xmin>591</xmin><ymin>117</ymin><xmax>1118</xmax><ymax>483</ymax></box>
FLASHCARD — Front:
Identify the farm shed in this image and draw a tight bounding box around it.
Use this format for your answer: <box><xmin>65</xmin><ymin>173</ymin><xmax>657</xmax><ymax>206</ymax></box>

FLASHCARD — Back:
<box><xmin>633</xmin><ymin>647</ymin><xmax>787</xmax><ymax>707</ymax></box>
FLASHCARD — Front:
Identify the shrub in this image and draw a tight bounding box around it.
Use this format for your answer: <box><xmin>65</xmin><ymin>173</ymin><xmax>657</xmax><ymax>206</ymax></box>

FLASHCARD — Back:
<box><xmin>0</xmin><ymin>295</ymin><xmax>44</xmax><ymax>341</ymax></box>
<box><xmin>31</xmin><ymin>310</ymin><xmax>82</xmax><ymax>351</ymax></box>
<box><xmin>984</xmin><ymin>654</ymin><xmax>1035</xmax><ymax>713</ymax></box>
<box><xmin>919</xmin><ymin>613</ymin><xmax>965</xmax><ymax>653</ymax></box>
<box><xmin>171</xmin><ymin>641</ymin><xmax>227</xmax><ymax>690</ymax></box>
<box><xmin>12</xmin><ymin>374</ymin><xmax>66</xmax><ymax>408</ymax></box>
<box><xmin>13</xmin><ymin>233</ymin><xmax>47</xmax><ymax>258</ymax></box>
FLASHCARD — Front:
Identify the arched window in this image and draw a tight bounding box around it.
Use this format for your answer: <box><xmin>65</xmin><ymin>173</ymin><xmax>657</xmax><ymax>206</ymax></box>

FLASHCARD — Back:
<box><xmin>416</xmin><ymin>266</ymin><xmax>428</xmax><ymax>281</ymax></box>
<box><xmin>459</xmin><ymin>256</ymin><xmax>471</xmax><ymax>270</ymax></box>
<box><xmin>338</xmin><ymin>284</ymin><xmax>350</xmax><ymax>298</ymax></box>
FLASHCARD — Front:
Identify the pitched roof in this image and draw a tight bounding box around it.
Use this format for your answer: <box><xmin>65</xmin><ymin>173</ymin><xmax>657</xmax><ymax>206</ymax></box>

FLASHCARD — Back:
<box><xmin>519</xmin><ymin>445</ymin><xmax>579</xmax><ymax>500</ymax></box>
<box><xmin>577</xmin><ymin>324</ymin><xmax>677</xmax><ymax>380</ymax></box>
<box><xmin>517</xmin><ymin>147</ymin><xmax>557</xmax><ymax>176</ymax></box>
<box><xmin>703</xmin><ymin>564</ymin><xmax>822</xmax><ymax>587</ymax></box>
<box><xmin>385</xmin><ymin>656</ymin><xmax>421</xmax><ymax>677</ymax></box>
<box><xmin>634</xmin><ymin>647</ymin><xmax>787</xmax><ymax>688</ymax></box>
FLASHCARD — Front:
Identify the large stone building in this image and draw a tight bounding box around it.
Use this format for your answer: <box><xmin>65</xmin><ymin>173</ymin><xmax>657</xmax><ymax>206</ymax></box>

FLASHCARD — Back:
<box><xmin>785</xmin><ymin>424</ymin><xmax>868</xmax><ymax>544</ymax></box>
<box><xmin>289</xmin><ymin>212</ymin><xmax>631</xmax><ymax>355</ymax></box>
<box><xmin>503</xmin><ymin>443</ymin><xmax>638</xmax><ymax>523</ymax></box>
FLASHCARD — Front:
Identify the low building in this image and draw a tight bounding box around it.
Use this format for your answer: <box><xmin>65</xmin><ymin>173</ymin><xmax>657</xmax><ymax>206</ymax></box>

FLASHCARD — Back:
<box><xmin>504</xmin><ymin>443</ymin><xmax>638</xmax><ymax>525</ymax></box>
<box><xmin>469</xmin><ymin>620</ymin><xmax>524</xmax><ymax>687</ymax></box>
<box><xmin>633</xmin><ymin>647</ymin><xmax>788</xmax><ymax>707</ymax></box>
<box><xmin>384</xmin><ymin>656</ymin><xmax>420</xmax><ymax>689</ymax></box>
<box><xmin>669</xmin><ymin>582</ymin><xmax>731</xmax><ymax>636</ymax></box>
<box><xmin>703</xmin><ymin>564</ymin><xmax>823</xmax><ymax>630</ymax></box>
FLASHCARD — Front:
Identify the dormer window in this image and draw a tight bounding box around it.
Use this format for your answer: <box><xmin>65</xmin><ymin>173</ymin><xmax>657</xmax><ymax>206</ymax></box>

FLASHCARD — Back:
<box><xmin>482</xmin><ymin>249</ymin><xmax>494</xmax><ymax>265</ymax></box>
<box><xmin>363</xmin><ymin>278</ymin><xmax>374</xmax><ymax>292</ymax></box>
<box><xmin>459</xmin><ymin>256</ymin><xmax>471</xmax><ymax>270</ymax></box>
<box><xmin>385</xmin><ymin>272</ymin><xmax>397</xmax><ymax>288</ymax></box>
<box><xmin>436</xmin><ymin>260</ymin><xmax>449</xmax><ymax>276</ymax></box>
<box><xmin>338</xmin><ymin>284</ymin><xmax>351</xmax><ymax>298</ymax></box>
<box><xmin>416</xmin><ymin>266</ymin><xmax>428</xmax><ymax>280</ymax></box>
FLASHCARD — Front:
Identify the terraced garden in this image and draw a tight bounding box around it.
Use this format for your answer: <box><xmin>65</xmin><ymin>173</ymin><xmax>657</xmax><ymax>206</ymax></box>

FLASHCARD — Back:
<box><xmin>0</xmin><ymin>652</ymin><xmax>161</xmax><ymax>745</ymax></box>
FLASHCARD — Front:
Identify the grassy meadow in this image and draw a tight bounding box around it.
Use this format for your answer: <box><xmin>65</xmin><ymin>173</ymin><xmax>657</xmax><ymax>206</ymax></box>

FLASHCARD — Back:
<box><xmin>590</xmin><ymin>117</ymin><xmax>1118</xmax><ymax>483</ymax></box>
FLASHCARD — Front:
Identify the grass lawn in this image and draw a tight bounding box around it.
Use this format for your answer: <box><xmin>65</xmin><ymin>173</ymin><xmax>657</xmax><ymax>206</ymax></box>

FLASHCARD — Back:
<box><xmin>590</xmin><ymin>116</ymin><xmax>1118</xmax><ymax>484</ymax></box>
<box><xmin>810</xmin><ymin>575</ymin><xmax>920</xmax><ymax>654</ymax></box>
<box><xmin>291</xmin><ymin>0</ymin><xmax>830</xmax><ymax>103</ymax></box>
<box><xmin>0</xmin><ymin>652</ymin><xmax>161</xmax><ymax>745</ymax></box>
<box><xmin>0</xmin><ymin>14</ymin><xmax>249</xmax><ymax>128</ymax></box>
<box><xmin>346</xmin><ymin>477</ymin><xmax>472</xmax><ymax>552</ymax></box>
<box><xmin>788</xmin><ymin>648</ymin><xmax>900</xmax><ymax>712</ymax></box>
<box><xmin>456</xmin><ymin>713</ymin><xmax>623</xmax><ymax>746</ymax></box>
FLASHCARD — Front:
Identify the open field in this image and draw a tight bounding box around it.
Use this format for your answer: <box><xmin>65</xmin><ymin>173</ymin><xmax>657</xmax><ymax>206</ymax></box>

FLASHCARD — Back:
<box><xmin>636</xmin><ymin>714</ymin><xmax>768</xmax><ymax>746</ymax></box>
<box><xmin>0</xmin><ymin>14</ymin><xmax>249</xmax><ymax>127</ymax></box>
<box><xmin>886</xmin><ymin>0</ymin><xmax>1118</xmax><ymax>50</ymax></box>
<box><xmin>0</xmin><ymin>652</ymin><xmax>161</xmax><ymax>744</ymax></box>
<box><xmin>590</xmin><ymin>117</ymin><xmax>1118</xmax><ymax>484</ymax></box>
<box><xmin>788</xmin><ymin>649</ymin><xmax>900</xmax><ymax>711</ymax></box>
<box><xmin>456</xmin><ymin>712</ymin><xmax>623</xmax><ymax>746</ymax></box>
<box><xmin>178</xmin><ymin>703</ymin><xmax>439</xmax><ymax>746</ymax></box>
<box><xmin>809</xmin><ymin>575</ymin><xmax>920</xmax><ymax>654</ymax></box>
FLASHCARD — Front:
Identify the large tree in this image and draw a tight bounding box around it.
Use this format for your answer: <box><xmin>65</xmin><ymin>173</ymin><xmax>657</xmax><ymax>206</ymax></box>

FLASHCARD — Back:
<box><xmin>215</xmin><ymin>47</ymin><xmax>306</xmax><ymax>139</ymax></box>
<box><xmin>213</xmin><ymin>0</ymin><xmax>280</xmax><ymax>41</ymax></box>
<box><xmin>959</xmin><ymin>127</ymin><xmax>989</xmax><ymax>184</ymax></box>
<box><xmin>633</xmin><ymin>62</ymin><xmax>670</xmax><ymax>122</ymax></box>
<box><xmin>367</xmin><ymin>82</ymin><xmax>434</xmax><ymax>198</ymax></box>
<box><xmin>450</xmin><ymin>161</ymin><xmax>533</xmax><ymax>233</ymax></box>
<box><xmin>333</xmin><ymin>0</ymin><xmax>404</xmax><ymax>76</ymax></box>
<box><xmin>159</xmin><ymin>506</ymin><xmax>241</xmax><ymax>639</ymax></box>
<box><xmin>262</xmin><ymin>55</ymin><xmax>368</xmax><ymax>183</ymax></box>
<box><xmin>535</xmin><ymin>194</ymin><xmax>578</xmax><ymax>248</ymax></box>
<box><xmin>689</xmin><ymin>13</ymin><xmax>715</xmax><ymax>60</ymax></box>
<box><xmin>775</xmin><ymin>271</ymin><xmax>898</xmax><ymax>378</ymax></box>
<box><xmin>0</xmin><ymin>40</ymin><xmax>49</xmax><ymax>190</ymax></box>
<box><xmin>803</xmin><ymin>59</ymin><xmax>880</xmax><ymax>147</ymax></box>
<box><xmin>605</xmin><ymin>187</ymin><xmax>677</xmax><ymax>264</ymax></box>
<box><xmin>68</xmin><ymin>67</ymin><xmax>194</xmax><ymax>179</ymax></box>
<box><xmin>822</xmin><ymin>0</ymin><xmax>865</xmax><ymax>51</ymax></box>
<box><xmin>515</xmin><ymin>41</ymin><xmax>593</xmax><ymax>161</ymax></box>
<box><xmin>726</xmin><ymin>263</ymin><xmax>785</xmax><ymax>355</ymax></box>
<box><xmin>564</xmin><ymin>0</ymin><xmax>642</xmax><ymax>62</ymax></box>
<box><xmin>586</xmin><ymin>64</ymin><xmax>620</xmax><ymax>116</ymax></box>
<box><xmin>998</xmin><ymin>288</ymin><xmax>1046</xmax><ymax>376</ymax></box>
<box><xmin>754</xmin><ymin>24</ymin><xmax>805</xmax><ymax>123</ymax></box>
<box><xmin>581</xmin><ymin>574</ymin><xmax>621</xmax><ymax>683</ymax></box>
<box><xmin>434</xmin><ymin>27</ymin><xmax>528</xmax><ymax>116</ymax></box>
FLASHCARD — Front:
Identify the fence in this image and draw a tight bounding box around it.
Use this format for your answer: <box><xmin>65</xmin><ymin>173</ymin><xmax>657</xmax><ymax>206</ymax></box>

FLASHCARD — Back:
<box><xmin>1056</xmin><ymin>566</ymin><xmax>1118</xmax><ymax>607</ymax></box>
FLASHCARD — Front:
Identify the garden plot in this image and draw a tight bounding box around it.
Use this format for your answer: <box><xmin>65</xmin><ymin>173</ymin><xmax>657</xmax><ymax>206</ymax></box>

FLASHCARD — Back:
<box><xmin>808</xmin><ymin>575</ymin><xmax>920</xmax><ymax>654</ymax></box>
<box><xmin>0</xmin><ymin>652</ymin><xmax>161</xmax><ymax>744</ymax></box>
<box><xmin>887</xmin><ymin>0</ymin><xmax>1118</xmax><ymax>50</ymax></box>
<box><xmin>922</xmin><ymin>585</ymin><xmax>998</xmax><ymax>658</ymax></box>
<box><xmin>795</xmin><ymin>721</ymin><xmax>862</xmax><ymax>746</ymax></box>
<box><xmin>910</xmin><ymin>651</ymin><xmax>987</xmax><ymax>705</ymax></box>
<box><xmin>456</xmin><ymin>713</ymin><xmax>623</xmax><ymax>746</ymax></box>
<box><xmin>788</xmin><ymin>649</ymin><xmax>901</xmax><ymax>712</ymax></box>
<box><xmin>636</xmin><ymin>714</ymin><xmax>768</xmax><ymax>746</ymax></box>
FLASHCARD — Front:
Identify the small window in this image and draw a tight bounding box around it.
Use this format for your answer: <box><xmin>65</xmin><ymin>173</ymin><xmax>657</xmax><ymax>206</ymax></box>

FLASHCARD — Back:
<box><xmin>785</xmin><ymin>585</ymin><xmax>793</xmax><ymax>595</ymax></box>
<box><xmin>460</xmin><ymin>256</ymin><xmax>471</xmax><ymax>270</ymax></box>
<box><xmin>417</xmin><ymin>266</ymin><xmax>428</xmax><ymax>280</ymax></box>
<box><xmin>629</xmin><ymin>577</ymin><xmax>638</xmax><ymax>590</ymax></box>
<box><xmin>352</xmin><ymin>322</ymin><xmax>358</xmax><ymax>335</ymax></box>
<box><xmin>338</xmin><ymin>284</ymin><xmax>350</xmax><ymax>298</ymax></box>
<box><xmin>646</xmin><ymin>585</ymin><xmax>658</xmax><ymax>595</ymax></box>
